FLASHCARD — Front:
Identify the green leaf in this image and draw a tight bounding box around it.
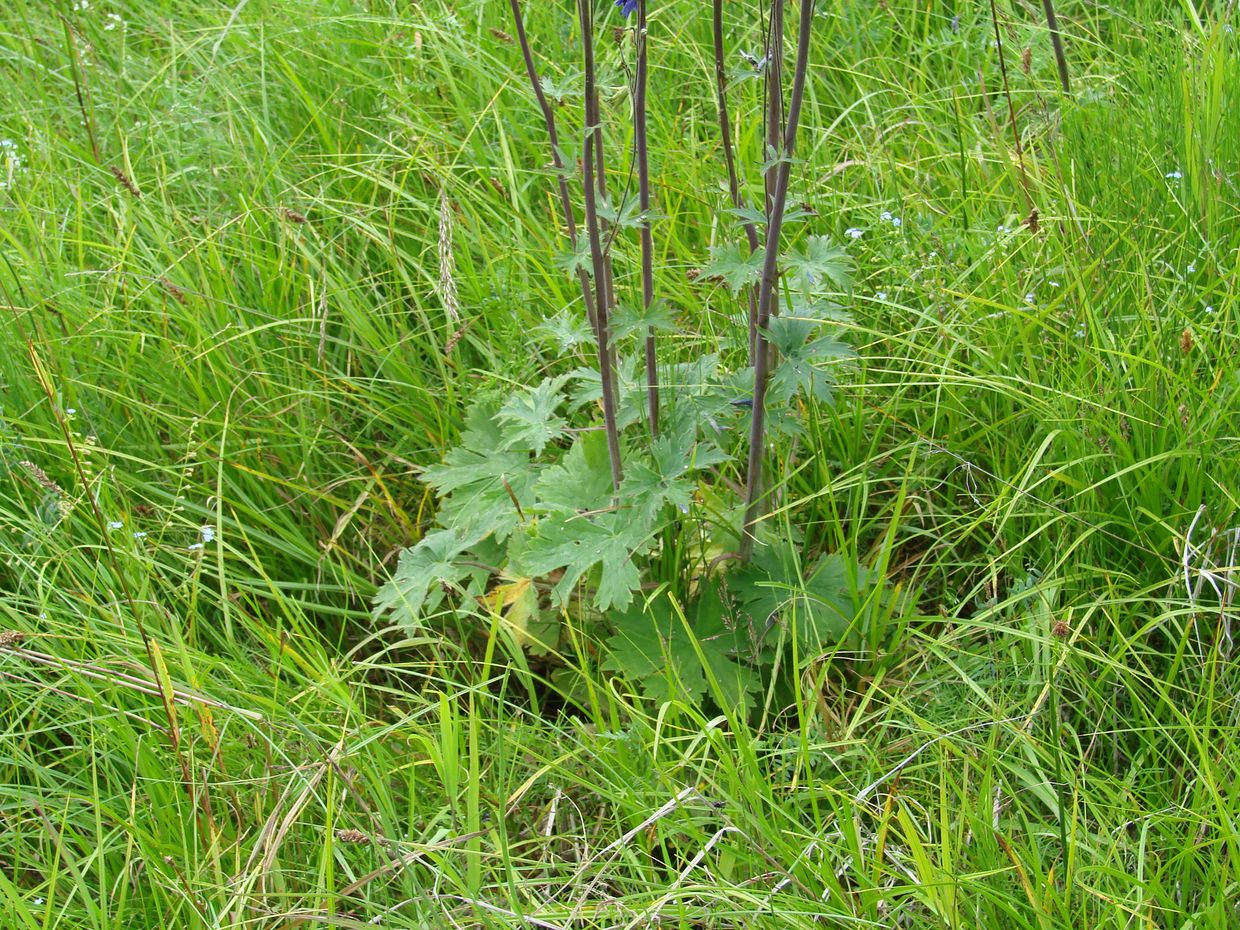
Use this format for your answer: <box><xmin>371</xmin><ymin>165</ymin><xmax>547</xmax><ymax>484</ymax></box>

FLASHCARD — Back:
<box><xmin>567</xmin><ymin>355</ymin><xmax>645</xmax><ymax>430</ymax></box>
<box><xmin>766</xmin><ymin>316</ymin><xmax>854</xmax><ymax>404</ymax></box>
<box><xmin>781</xmin><ymin>236</ymin><xmax>852</xmax><ymax>293</ymax></box>
<box><xmin>703</xmin><ymin>243</ymin><xmax>763</xmax><ymax>294</ymax></box>
<box><xmin>539</xmin><ymin>73</ymin><xmax>580</xmax><ymax>104</ymax></box>
<box><xmin>495</xmin><ymin>376</ymin><xmax>570</xmax><ymax>455</ymax></box>
<box><xmin>534</xmin><ymin>430</ymin><xmax>614</xmax><ymax>515</ymax></box>
<box><xmin>725</xmin><ymin>204</ymin><xmax>767</xmax><ymax>227</ymax></box>
<box><xmin>423</xmin><ymin>401</ymin><xmax>539</xmax><ymax>540</ymax></box>
<box><xmin>602</xmin><ymin>588</ymin><xmax>760</xmax><ymax>709</ymax></box>
<box><xmin>515</xmin><ymin>511</ymin><xmax>650</xmax><ymax>611</ymax></box>
<box><xmin>760</xmin><ymin>143</ymin><xmax>798</xmax><ymax>175</ymax></box>
<box><xmin>604</xmin><ymin>609</ymin><xmax>707</xmax><ymax>703</ymax></box>
<box><xmin>729</xmin><ymin>548</ymin><xmax>872</xmax><ymax>651</ymax></box>
<box><xmin>609</xmin><ymin>299</ymin><xmax>678</xmax><ymax>341</ymax></box>
<box><xmin>372</xmin><ymin>527</ymin><xmax>484</xmax><ymax>628</ymax></box>
<box><xmin>536</xmin><ymin>312</ymin><xmax>593</xmax><ymax>353</ymax></box>
<box><xmin>620</xmin><ymin>426</ymin><xmax>729</xmax><ymax>523</ymax></box>
<box><xmin>597</xmin><ymin>194</ymin><xmax>661</xmax><ymax>230</ymax></box>
<box><xmin>555</xmin><ymin>239</ymin><xmax>592</xmax><ymax>277</ymax></box>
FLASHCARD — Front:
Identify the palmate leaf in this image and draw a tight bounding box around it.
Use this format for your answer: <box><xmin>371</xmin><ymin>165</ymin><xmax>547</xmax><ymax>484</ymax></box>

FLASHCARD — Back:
<box><xmin>567</xmin><ymin>355</ymin><xmax>645</xmax><ymax>430</ymax></box>
<box><xmin>514</xmin><ymin>510</ymin><xmax>651</xmax><ymax>612</ymax></box>
<box><xmin>372</xmin><ymin>527</ymin><xmax>485</xmax><ymax>629</ymax></box>
<box><xmin>596</xmin><ymin>194</ymin><xmax>663</xmax><ymax>230</ymax></box>
<box><xmin>423</xmin><ymin>401</ymin><xmax>539</xmax><ymax>541</ymax></box>
<box><xmin>534</xmin><ymin>430</ymin><xmax>614</xmax><ymax>515</ymax></box>
<box><xmin>609</xmin><ymin>299</ymin><xmax>678</xmax><ymax>341</ymax></box>
<box><xmin>556</xmin><ymin>239</ymin><xmax>592</xmax><ymax>277</ymax></box>
<box><xmin>603</xmin><ymin>586</ymin><xmax>760</xmax><ymax>710</ymax></box>
<box><xmin>539</xmin><ymin>73</ymin><xmax>581</xmax><ymax>104</ymax></box>
<box><xmin>703</xmin><ymin>242</ymin><xmax>763</xmax><ymax>293</ymax></box>
<box><xmin>729</xmin><ymin>547</ymin><xmax>873</xmax><ymax>652</ymax></box>
<box><xmin>496</xmin><ymin>376</ymin><xmax>570</xmax><ymax>456</ymax></box>
<box><xmin>620</xmin><ymin>425</ymin><xmax>729</xmax><ymax>523</ymax></box>
<box><xmin>782</xmin><ymin>236</ymin><xmax>852</xmax><ymax>293</ymax></box>
<box><xmin>535</xmin><ymin>311</ymin><xmax>593</xmax><ymax>353</ymax></box>
<box><xmin>766</xmin><ymin>316</ymin><xmax>854</xmax><ymax>404</ymax></box>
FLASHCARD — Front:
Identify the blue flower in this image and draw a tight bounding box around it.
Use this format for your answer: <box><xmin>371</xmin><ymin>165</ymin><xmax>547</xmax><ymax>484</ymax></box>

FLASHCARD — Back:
<box><xmin>615</xmin><ymin>0</ymin><xmax>638</xmax><ymax>17</ymax></box>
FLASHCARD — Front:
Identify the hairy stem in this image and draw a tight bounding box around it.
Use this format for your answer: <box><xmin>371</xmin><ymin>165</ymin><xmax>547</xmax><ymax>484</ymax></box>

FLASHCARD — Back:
<box><xmin>507</xmin><ymin>0</ymin><xmax>599</xmax><ymax>335</ymax></box>
<box><xmin>712</xmin><ymin>0</ymin><xmax>762</xmax><ymax>364</ymax></box>
<box><xmin>579</xmin><ymin>0</ymin><xmax>624</xmax><ymax>492</ymax></box>
<box><xmin>738</xmin><ymin>0</ymin><xmax>815</xmax><ymax>563</ymax></box>
<box><xmin>635</xmin><ymin>0</ymin><xmax>658</xmax><ymax>437</ymax></box>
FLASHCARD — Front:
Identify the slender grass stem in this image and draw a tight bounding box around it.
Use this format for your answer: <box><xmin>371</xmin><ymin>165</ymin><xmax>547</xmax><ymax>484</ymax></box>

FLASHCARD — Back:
<box><xmin>738</xmin><ymin>0</ymin><xmax>815</xmax><ymax>562</ymax></box>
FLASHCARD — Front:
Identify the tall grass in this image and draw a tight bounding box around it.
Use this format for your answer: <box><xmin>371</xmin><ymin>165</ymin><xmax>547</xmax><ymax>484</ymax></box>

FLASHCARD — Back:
<box><xmin>0</xmin><ymin>0</ymin><xmax>1237</xmax><ymax>927</ymax></box>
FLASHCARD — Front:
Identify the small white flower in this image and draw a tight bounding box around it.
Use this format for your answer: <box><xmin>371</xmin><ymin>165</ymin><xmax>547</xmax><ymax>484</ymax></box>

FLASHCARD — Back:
<box><xmin>890</xmin><ymin>216</ymin><xmax>902</xmax><ymax>228</ymax></box>
<box><xmin>1204</xmin><ymin>305</ymin><xmax>1215</xmax><ymax>314</ymax></box>
<box><xmin>1074</xmin><ymin>324</ymin><xmax>1086</xmax><ymax>339</ymax></box>
<box><xmin>133</xmin><ymin>531</ymin><xmax>147</xmax><ymax>538</ymax></box>
<box><xmin>104</xmin><ymin>12</ymin><xmax>123</xmax><ymax>30</ymax></box>
<box><xmin>38</xmin><ymin>613</ymin><xmax>47</xmax><ymax>620</ymax></box>
<box><xmin>1187</xmin><ymin>262</ymin><xmax>1196</xmax><ymax>273</ymax></box>
<box><xmin>845</xmin><ymin>227</ymin><xmax>863</xmax><ymax>239</ymax></box>
<box><xmin>1165</xmin><ymin>170</ymin><xmax>1182</xmax><ymax>179</ymax></box>
<box><xmin>880</xmin><ymin>211</ymin><xmax>893</xmax><ymax>222</ymax></box>
<box><xmin>188</xmin><ymin>543</ymin><xmax>203</xmax><ymax>551</ymax></box>
<box><xmin>200</xmin><ymin>525</ymin><xmax>215</xmax><ymax>543</ymax></box>
<box><xmin>1024</xmin><ymin>293</ymin><xmax>1035</xmax><ymax>305</ymax></box>
<box><xmin>107</xmin><ymin>520</ymin><xmax>123</xmax><ymax>530</ymax></box>
<box><xmin>1049</xmin><ymin>280</ymin><xmax>1060</xmax><ymax>288</ymax></box>
<box><xmin>876</xmin><ymin>291</ymin><xmax>888</xmax><ymax>301</ymax></box>
<box><xmin>66</xmin><ymin>408</ymin><xmax>76</xmax><ymax>415</ymax></box>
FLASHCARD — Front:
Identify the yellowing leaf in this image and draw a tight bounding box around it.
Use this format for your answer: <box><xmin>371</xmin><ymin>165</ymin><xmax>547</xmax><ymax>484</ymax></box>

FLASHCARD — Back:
<box><xmin>487</xmin><ymin>577</ymin><xmax>547</xmax><ymax>651</ymax></box>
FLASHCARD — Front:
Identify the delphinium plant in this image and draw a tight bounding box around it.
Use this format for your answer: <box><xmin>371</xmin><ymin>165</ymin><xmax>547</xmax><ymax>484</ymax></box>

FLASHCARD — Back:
<box><xmin>374</xmin><ymin>0</ymin><xmax>884</xmax><ymax>711</ymax></box>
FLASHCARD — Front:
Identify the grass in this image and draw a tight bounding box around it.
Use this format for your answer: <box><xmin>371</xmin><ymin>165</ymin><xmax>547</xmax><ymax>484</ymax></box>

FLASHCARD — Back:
<box><xmin>1</xmin><ymin>0</ymin><xmax>1238</xmax><ymax>926</ymax></box>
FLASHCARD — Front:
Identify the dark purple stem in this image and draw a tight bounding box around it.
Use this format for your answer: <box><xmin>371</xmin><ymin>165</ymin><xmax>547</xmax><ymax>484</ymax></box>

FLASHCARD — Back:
<box><xmin>712</xmin><ymin>0</ymin><xmax>762</xmax><ymax>364</ymax></box>
<box><xmin>507</xmin><ymin>0</ymin><xmax>599</xmax><ymax>335</ymax></box>
<box><xmin>739</xmin><ymin>0</ymin><xmax>815</xmax><ymax>563</ymax></box>
<box><xmin>579</xmin><ymin>0</ymin><xmax>624</xmax><ymax>492</ymax></box>
<box><xmin>1041</xmin><ymin>0</ymin><xmax>1071</xmax><ymax>93</ymax></box>
<box><xmin>635</xmin><ymin>0</ymin><xmax>658</xmax><ymax>436</ymax></box>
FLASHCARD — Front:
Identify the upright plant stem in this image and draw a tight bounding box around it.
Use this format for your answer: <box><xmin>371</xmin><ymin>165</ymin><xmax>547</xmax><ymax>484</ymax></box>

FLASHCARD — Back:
<box><xmin>988</xmin><ymin>0</ymin><xmax>1034</xmax><ymax>213</ymax></box>
<box><xmin>579</xmin><ymin>0</ymin><xmax>624</xmax><ymax>492</ymax></box>
<box><xmin>712</xmin><ymin>0</ymin><xmax>762</xmax><ymax>365</ymax></box>
<box><xmin>762</xmin><ymin>0</ymin><xmax>785</xmax><ymax>372</ymax></box>
<box><xmin>764</xmin><ymin>0</ymin><xmax>785</xmax><ymax>217</ymax></box>
<box><xmin>507</xmin><ymin>0</ymin><xmax>599</xmax><ymax>336</ymax></box>
<box><xmin>1041</xmin><ymin>0</ymin><xmax>1071</xmax><ymax>94</ymax></box>
<box><xmin>593</xmin><ymin>83</ymin><xmax>620</xmax><ymax>348</ymax></box>
<box><xmin>635</xmin><ymin>0</ymin><xmax>658</xmax><ymax>437</ymax></box>
<box><xmin>738</xmin><ymin>0</ymin><xmax>815</xmax><ymax>563</ymax></box>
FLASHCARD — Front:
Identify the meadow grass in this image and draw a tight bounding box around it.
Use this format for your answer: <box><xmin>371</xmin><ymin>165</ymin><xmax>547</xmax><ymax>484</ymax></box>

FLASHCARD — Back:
<box><xmin>0</xmin><ymin>1</ymin><xmax>1237</xmax><ymax>927</ymax></box>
